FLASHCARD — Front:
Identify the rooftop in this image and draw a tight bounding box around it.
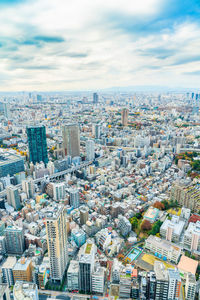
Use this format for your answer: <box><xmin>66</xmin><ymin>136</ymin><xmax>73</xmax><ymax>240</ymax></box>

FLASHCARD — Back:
<box><xmin>14</xmin><ymin>281</ymin><xmax>37</xmax><ymax>300</ymax></box>
<box><xmin>177</xmin><ymin>255</ymin><xmax>198</xmax><ymax>275</ymax></box>
<box><xmin>0</xmin><ymin>151</ymin><xmax>23</xmax><ymax>166</ymax></box>
<box><xmin>2</xmin><ymin>256</ymin><xmax>17</xmax><ymax>269</ymax></box>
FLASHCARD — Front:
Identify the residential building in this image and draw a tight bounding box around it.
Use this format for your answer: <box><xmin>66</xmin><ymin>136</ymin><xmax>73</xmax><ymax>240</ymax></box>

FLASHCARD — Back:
<box><xmin>118</xmin><ymin>215</ymin><xmax>131</xmax><ymax>237</ymax></box>
<box><xmin>5</xmin><ymin>226</ymin><xmax>25</xmax><ymax>255</ymax></box>
<box><xmin>185</xmin><ymin>273</ymin><xmax>196</xmax><ymax>300</ymax></box>
<box><xmin>0</xmin><ymin>236</ymin><xmax>6</xmax><ymax>255</ymax></box>
<box><xmin>26</xmin><ymin>125</ymin><xmax>48</xmax><ymax>165</ymax></box>
<box><xmin>145</xmin><ymin>235</ymin><xmax>181</xmax><ymax>263</ymax></box>
<box><xmin>154</xmin><ymin>261</ymin><xmax>169</xmax><ymax>300</ymax></box>
<box><xmin>52</xmin><ymin>182</ymin><xmax>65</xmax><ymax>201</ymax></box>
<box><xmin>80</xmin><ymin>206</ymin><xmax>89</xmax><ymax>225</ymax></box>
<box><xmin>168</xmin><ymin>269</ymin><xmax>181</xmax><ymax>300</ymax></box>
<box><xmin>46</xmin><ymin>205</ymin><xmax>68</xmax><ymax>283</ymax></box>
<box><xmin>62</xmin><ymin>124</ymin><xmax>80</xmax><ymax>158</ymax></box>
<box><xmin>183</xmin><ymin>221</ymin><xmax>200</xmax><ymax>253</ymax></box>
<box><xmin>92</xmin><ymin>265</ymin><xmax>105</xmax><ymax>295</ymax></box>
<box><xmin>67</xmin><ymin>260</ymin><xmax>79</xmax><ymax>291</ymax></box>
<box><xmin>0</xmin><ymin>221</ymin><xmax>5</xmax><ymax>236</ymax></box>
<box><xmin>160</xmin><ymin>216</ymin><xmax>185</xmax><ymax>243</ymax></box>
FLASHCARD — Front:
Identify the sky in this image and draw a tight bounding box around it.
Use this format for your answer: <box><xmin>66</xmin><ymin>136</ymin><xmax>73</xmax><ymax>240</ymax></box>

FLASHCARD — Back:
<box><xmin>0</xmin><ymin>0</ymin><xmax>200</xmax><ymax>91</ymax></box>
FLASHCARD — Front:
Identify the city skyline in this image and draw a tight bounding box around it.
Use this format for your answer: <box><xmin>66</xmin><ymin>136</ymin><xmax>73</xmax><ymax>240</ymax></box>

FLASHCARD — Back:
<box><xmin>0</xmin><ymin>0</ymin><xmax>200</xmax><ymax>91</ymax></box>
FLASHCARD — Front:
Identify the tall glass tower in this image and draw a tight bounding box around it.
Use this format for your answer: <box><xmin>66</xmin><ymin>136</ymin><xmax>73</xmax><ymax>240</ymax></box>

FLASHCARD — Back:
<box><xmin>26</xmin><ymin>125</ymin><xmax>48</xmax><ymax>165</ymax></box>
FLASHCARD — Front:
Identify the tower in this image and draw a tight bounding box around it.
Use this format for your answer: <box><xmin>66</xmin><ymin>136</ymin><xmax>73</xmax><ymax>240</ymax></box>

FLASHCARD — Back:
<box><xmin>46</xmin><ymin>205</ymin><xmax>68</xmax><ymax>283</ymax></box>
<box><xmin>121</xmin><ymin>108</ymin><xmax>129</xmax><ymax>126</ymax></box>
<box><xmin>93</xmin><ymin>93</ymin><xmax>99</xmax><ymax>104</ymax></box>
<box><xmin>62</xmin><ymin>124</ymin><xmax>80</xmax><ymax>158</ymax></box>
<box><xmin>26</xmin><ymin>125</ymin><xmax>48</xmax><ymax>165</ymax></box>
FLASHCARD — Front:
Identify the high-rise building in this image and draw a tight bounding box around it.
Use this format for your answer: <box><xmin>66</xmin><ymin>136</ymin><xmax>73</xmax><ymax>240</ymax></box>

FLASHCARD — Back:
<box><xmin>26</xmin><ymin>125</ymin><xmax>48</xmax><ymax>165</ymax></box>
<box><xmin>0</xmin><ymin>152</ymin><xmax>24</xmax><ymax>178</ymax></box>
<box><xmin>185</xmin><ymin>273</ymin><xmax>196</xmax><ymax>300</ymax></box>
<box><xmin>2</xmin><ymin>257</ymin><xmax>17</xmax><ymax>287</ymax></box>
<box><xmin>6</xmin><ymin>185</ymin><xmax>21</xmax><ymax>210</ymax></box>
<box><xmin>168</xmin><ymin>269</ymin><xmax>181</xmax><ymax>300</ymax></box>
<box><xmin>22</xmin><ymin>178</ymin><xmax>35</xmax><ymax>199</ymax></box>
<box><xmin>154</xmin><ymin>261</ymin><xmax>169</xmax><ymax>300</ymax></box>
<box><xmin>67</xmin><ymin>260</ymin><xmax>79</xmax><ymax>291</ymax></box>
<box><xmin>46</xmin><ymin>205</ymin><xmax>68</xmax><ymax>283</ymax></box>
<box><xmin>69</xmin><ymin>189</ymin><xmax>80</xmax><ymax>208</ymax></box>
<box><xmin>13</xmin><ymin>257</ymin><xmax>32</xmax><ymax>283</ymax></box>
<box><xmin>121</xmin><ymin>108</ymin><xmax>129</xmax><ymax>126</ymax></box>
<box><xmin>92</xmin><ymin>265</ymin><xmax>105</xmax><ymax>295</ymax></box>
<box><xmin>93</xmin><ymin>124</ymin><xmax>101</xmax><ymax>139</ymax></box>
<box><xmin>79</xmin><ymin>242</ymin><xmax>96</xmax><ymax>293</ymax></box>
<box><xmin>86</xmin><ymin>140</ymin><xmax>95</xmax><ymax>161</ymax></box>
<box><xmin>0</xmin><ymin>221</ymin><xmax>5</xmax><ymax>236</ymax></box>
<box><xmin>52</xmin><ymin>182</ymin><xmax>66</xmax><ymax>201</ymax></box>
<box><xmin>93</xmin><ymin>93</ymin><xmax>99</xmax><ymax>104</ymax></box>
<box><xmin>0</xmin><ymin>236</ymin><xmax>6</xmax><ymax>255</ymax></box>
<box><xmin>62</xmin><ymin>124</ymin><xmax>80</xmax><ymax>158</ymax></box>
<box><xmin>5</xmin><ymin>226</ymin><xmax>25</xmax><ymax>255</ymax></box>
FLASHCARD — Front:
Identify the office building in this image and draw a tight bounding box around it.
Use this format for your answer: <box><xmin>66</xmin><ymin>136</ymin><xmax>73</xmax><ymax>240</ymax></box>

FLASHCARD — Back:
<box><xmin>22</xmin><ymin>178</ymin><xmax>35</xmax><ymax>199</ymax></box>
<box><xmin>93</xmin><ymin>93</ymin><xmax>99</xmax><ymax>104</ymax></box>
<box><xmin>86</xmin><ymin>140</ymin><xmax>95</xmax><ymax>161</ymax></box>
<box><xmin>69</xmin><ymin>189</ymin><xmax>80</xmax><ymax>208</ymax></box>
<box><xmin>160</xmin><ymin>216</ymin><xmax>185</xmax><ymax>243</ymax></box>
<box><xmin>0</xmin><ymin>152</ymin><xmax>24</xmax><ymax>177</ymax></box>
<box><xmin>79</xmin><ymin>242</ymin><xmax>96</xmax><ymax>293</ymax></box>
<box><xmin>168</xmin><ymin>269</ymin><xmax>181</xmax><ymax>300</ymax></box>
<box><xmin>0</xmin><ymin>284</ymin><xmax>10</xmax><ymax>300</ymax></box>
<box><xmin>145</xmin><ymin>235</ymin><xmax>181</xmax><ymax>263</ymax></box>
<box><xmin>185</xmin><ymin>273</ymin><xmax>196</xmax><ymax>300</ymax></box>
<box><xmin>67</xmin><ymin>260</ymin><xmax>79</xmax><ymax>291</ymax></box>
<box><xmin>2</xmin><ymin>257</ymin><xmax>17</xmax><ymax>287</ymax></box>
<box><xmin>46</xmin><ymin>205</ymin><xmax>68</xmax><ymax>283</ymax></box>
<box><xmin>80</xmin><ymin>206</ymin><xmax>89</xmax><ymax>225</ymax></box>
<box><xmin>121</xmin><ymin>108</ymin><xmax>129</xmax><ymax>126</ymax></box>
<box><xmin>13</xmin><ymin>281</ymin><xmax>38</xmax><ymax>300</ymax></box>
<box><xmin>5</xmin><ymin>226</ymin><xmax>25</xmax><ymax>255</ymax></box>
<box><xmin>183</xmin><ymin>221</ymin><xmax>200</xmax><ymax>252</ymax></box>
<box><xmin>154</xmin><ymin>261</ymin><xmax>169</xmax><ymax>300</ymax></box>
<box><xmin>26</xmin><ymin>125</ymin><xmax>48</xmax><ymax>165</ymax></box>
<box><xmin>13</xmin><ymin>257</ymin><xmax>33</xmax><ymax>283</ymax></box>
<box><xmin>6</xmin><ymin>185</ymin><xmax>21</xmax><ymax>210</ymax></box>
<box><xmin>62</xmin><ymin>124</ymin><xmax>80</xmax><ymax>158</ymax></box>
<box><xmin>119</xmin><ymin>270</ymin><xmax>132</xmax><ymax>298</ymax></box>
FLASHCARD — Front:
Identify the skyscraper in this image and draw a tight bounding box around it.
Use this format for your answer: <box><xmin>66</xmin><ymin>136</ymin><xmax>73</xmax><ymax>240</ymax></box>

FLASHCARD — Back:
<box><xmin>62</xmin><ymin>124</ymin><xmax>80</xmax><ymax>158</ymax></box>
<box><xmin>93</xmin><ymin>124</ymin><xmax>101</xmax><ymax>139</ymax></box>
<box><xmin>5</xmin><ymin>226</ymin><xmax>25</xmax><ymax>255</ymax></box>
<box><xmin>121</xmin><ymin>108</ymin><xmax>129</xmax><ymax>126</ymax></box>
<box><xmin>79</xmin><ymin>242</ymin><xmax>96</xmax><ymax>293</ymax></box>
<box><xmin>6</xmin><ymin>185</ymin><xmax>21</xmax><ymax>210</ymax></box>
<box><xmin>86</xmin><ymin>140</ymin><xmax>95</xmax><ymax>161</ymax></box>
<box><xmin>93</xmin><ymin>93</ymin><xmax>99</xmax><ymax>104</ymax></box>
<box><xmin>46</xmin><ymin>205</ymin><xmax>68</xmax><ymax>283</ymax></box>
<box><xmin>26</xmin><ymin>125</ymin><xmax>48</xmax><ymax>165</ymax></box>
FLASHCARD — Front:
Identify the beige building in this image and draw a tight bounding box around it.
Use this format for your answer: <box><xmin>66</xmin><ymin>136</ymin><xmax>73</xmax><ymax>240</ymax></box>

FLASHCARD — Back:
<box><xmin>13</xmin><ymin>257</ymin><xmax>33</xmax><ymax>283</ymax></box>
<box><xmin>46</xmin><ymin>205</ymin><xmax>68</xmax><ymax>283</ymax></box>
<box><xmin>62</xmin><ymin>124</ymin><xmax>80</xmax><ymax>158</ymax></box>
<box><xmin>170</xmin><ymin>180</ymin><xmax>200</xmax><ymax>211</ymax></box>
<box><xmin>121</xmin><ymin>108</ymin><xmax>129</xmax><ymax>126</ymax></box>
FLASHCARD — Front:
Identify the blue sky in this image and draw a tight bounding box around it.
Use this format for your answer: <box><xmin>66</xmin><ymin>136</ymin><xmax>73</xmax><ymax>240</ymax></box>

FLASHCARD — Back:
<box><xmin>0</xmin><ymin>0</ymin><xmax>200</xmax><ymax>91</ymax></box>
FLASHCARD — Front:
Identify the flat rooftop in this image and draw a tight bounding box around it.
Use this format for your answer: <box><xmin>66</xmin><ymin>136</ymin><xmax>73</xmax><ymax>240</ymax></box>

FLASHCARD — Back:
<box><xmin>178</xmin><ymin>255</ymin><xmax>198</xmax><ymax>275</ymax></box>
<box><xmin>0</xmin><ymin>151</ymin><xmax>23</xmax><ymax>166</ymax></box>
<box><xmin>1</xmin><ymin>256</ymin><xmax>17</xmax><ymax>269</ymax></box>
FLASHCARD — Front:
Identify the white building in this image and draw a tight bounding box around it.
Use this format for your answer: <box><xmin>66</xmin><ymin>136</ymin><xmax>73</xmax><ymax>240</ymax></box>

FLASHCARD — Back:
<box><xmin>22</xmin><ymin>178</ymin><xmax>35</xmax><ymax>199</ymax></box>
<box><xmin>86</xmin><ymin>140</ymin><xmax>95</xmax><ymax>161</ymax></box>
<box><xmin>52</xmin><ymin>182</ymin><xmax>65</xmax><ymax>201</ymax></box>
<box><xmin>184</xmin><ymin>221</ymin><xmax>200</xmax><ymax>253</ymax></box>
<box><xmin>13</xmin><ymin>281</ymin><xmax>38</xmax><ymax>300</ymax></box>
<box><xmin>92</xmin><ymin>265</ymin><xmax>105</xmax><ymax>295</ymax></box>
<box><xmin>1</xmin><ymin>257</ymin><xmax>17</xmax><ymax>287</ymax></box>
<box><xmin>185</xmin><ymin>273</ymin><xmax>196</xmax><ymax>300</ymax></box>
<box><xmin>160</xmin><ymin>216</ymin><xmax>185</xmax><ymax>243</ymax></box>
<box><xmin>67</xmin><ymin>260</ymin><xmax>79</xmax><ymax>291</ymax></box>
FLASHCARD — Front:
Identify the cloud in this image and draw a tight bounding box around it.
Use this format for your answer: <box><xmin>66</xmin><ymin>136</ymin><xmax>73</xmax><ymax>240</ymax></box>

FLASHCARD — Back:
<box><xmin>184</xmin><ymin>71</ymin><xmax>200</xmax><ymax>76</ymax></box>
<box><xmin>0</xmin><ymin>0</ymin><xmax>199</xmax><ymax>90</ymax></box>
